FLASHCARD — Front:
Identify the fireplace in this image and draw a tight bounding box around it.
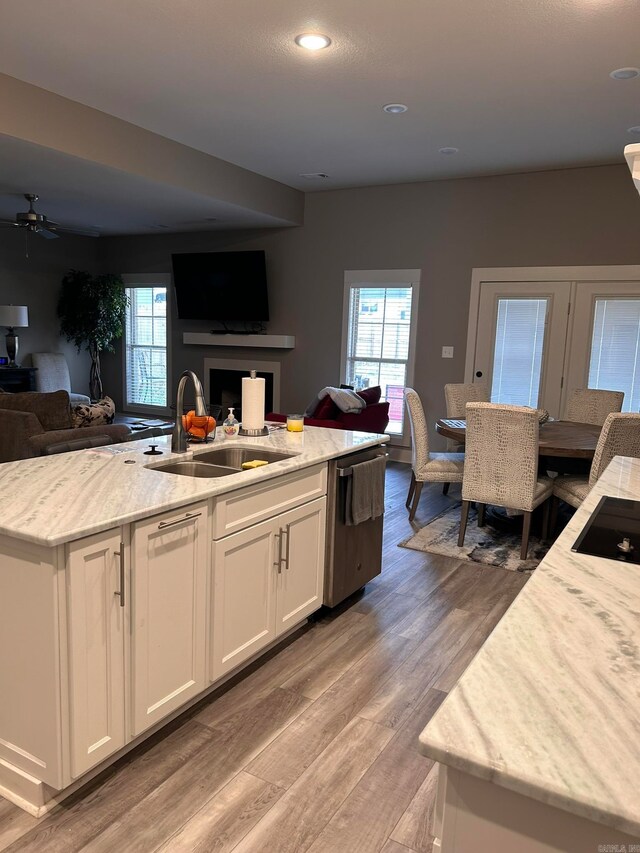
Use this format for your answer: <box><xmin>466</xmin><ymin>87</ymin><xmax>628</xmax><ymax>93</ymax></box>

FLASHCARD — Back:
<box><xmin>204</xmin><ymin>358</ymin><xmax>280</xmax><ymax>421</ymax></box>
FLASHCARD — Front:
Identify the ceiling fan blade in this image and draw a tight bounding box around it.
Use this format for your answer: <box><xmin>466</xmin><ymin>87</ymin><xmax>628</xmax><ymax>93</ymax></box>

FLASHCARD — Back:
<box><xmin>0</xmin><ymin>219</ymin><xmax>18</xmax><ymax>226</ymax></box>
<box><xmin>56</xmin><ymin>225</ymin><xmax>101</xmax><ymax>238</ymax></box>
<box><xmin>37</xmin><ymin>227</ymin><xmax>60</xmax><ymax>240</ymax></box>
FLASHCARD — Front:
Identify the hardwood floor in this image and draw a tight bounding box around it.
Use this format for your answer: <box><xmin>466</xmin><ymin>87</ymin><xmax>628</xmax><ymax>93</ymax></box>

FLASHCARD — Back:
<box><xmin>0</xmin><ymin>462</ymin><xmax>528</xmax><ymax>853</ymax></box>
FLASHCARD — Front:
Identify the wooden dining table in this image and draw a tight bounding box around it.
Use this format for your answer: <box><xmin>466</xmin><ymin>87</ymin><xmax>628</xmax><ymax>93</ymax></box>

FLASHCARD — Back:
<box><xmin>435</xmin><ymin>418</ymin><xmax>602</xmax><ymax>459</ymax></box>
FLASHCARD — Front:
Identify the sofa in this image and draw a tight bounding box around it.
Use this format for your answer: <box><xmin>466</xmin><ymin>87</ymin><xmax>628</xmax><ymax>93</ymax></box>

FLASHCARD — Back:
<box><xmin>267</xmin><ymin>386</ymin><xmax>390</xmax><ymax>433</ymax></box>
<box><xmin>0</xmin><ymin>390</ymin><xmax>131</xmax><ymax>463</ymax></box>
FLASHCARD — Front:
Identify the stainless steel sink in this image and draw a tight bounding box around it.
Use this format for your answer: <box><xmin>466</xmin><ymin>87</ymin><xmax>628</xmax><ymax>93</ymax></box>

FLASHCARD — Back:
<box><xmin>152</xmin><ymin>461</ymin><xmax>240</xmax><ymax>478</ymax></box>
<box><xmin>193</xmin><ymin>447</ymin><xmax>296</xmax><ymax>467</ymax></box>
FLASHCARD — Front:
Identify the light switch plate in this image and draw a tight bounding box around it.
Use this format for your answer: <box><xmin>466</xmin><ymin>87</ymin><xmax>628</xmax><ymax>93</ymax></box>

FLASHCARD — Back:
<box><xmin>442</xmin><ymin>346</ymin><xmax>454</xmax><ymax>358</ymax></box>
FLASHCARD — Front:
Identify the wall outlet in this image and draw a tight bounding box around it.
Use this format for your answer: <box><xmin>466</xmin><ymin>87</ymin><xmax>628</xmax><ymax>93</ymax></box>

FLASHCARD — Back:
<box><xmin>442</xmin><ymin>346</ymin><xmax>454</xmax><ymax>358</ymax></box>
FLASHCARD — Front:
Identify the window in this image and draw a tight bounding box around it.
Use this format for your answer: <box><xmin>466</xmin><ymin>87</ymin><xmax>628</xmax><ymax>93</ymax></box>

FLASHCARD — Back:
<box><xmin>342</xmin><ymin>271</ymin><xmax>420</xmax><ymax>437</ymax></box>
<box><xmin>123</xmin><ymin>275</ymin><xmax>170</xmax><ymax>411</ymax></box>
<box><xmin>491</xmin><ymin>298</ymin><xmax>548</xmax><ymax>408</ymax></box>
<box><xmin>588</xmin><ymin>298</ymin><xmax>640</xmax><ymax>412</ymax></box>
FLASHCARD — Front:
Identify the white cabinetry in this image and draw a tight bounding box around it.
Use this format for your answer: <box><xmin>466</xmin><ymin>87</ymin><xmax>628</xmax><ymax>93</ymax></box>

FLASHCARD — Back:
<box><xmin>131</xmin><ymin>502</ymin><xmax>208</xmax><ymax>736</ymax></box>
<box><xmin>210</xmin><ymin>482</ymin><xmax>326</xmax><ymax>681</ymax></box>
<box><xmin>66</xmin><ymin>529</ymin><xmax>126</xmax><ymax>778</ymax></box>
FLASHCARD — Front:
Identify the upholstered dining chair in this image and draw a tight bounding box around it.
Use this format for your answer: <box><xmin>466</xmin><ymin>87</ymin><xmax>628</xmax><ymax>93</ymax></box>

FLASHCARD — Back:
<box><xmin>459</xmin><ymin>403</ymin><xmax>553</xmax><ymax>560</ymax></box>
<box><xmin>565</xmin><ymin>388</ymin><xmax>624</xmax><ymax>426</ymax></box>
<box><xmin>552</xmin><ymin>413</ymin><xmax>640</xmax><ymax>517</ymax></box>
<box><xmin>404</xmin><ymin>388</ymin><xmax>465</xmax><ymax>522</ymax></box>
<box><xmin>32</xmin><ymin>352</ymin><xmax>90</xmax><ymax>404</ymax></box>
<box><xmin>444</xmin><ymin>381</ymin><xmax>490</xmax><ymax>418</ymax></box>
<box><xmin>444</xmin><ymin>381</ymin><xmax>490</xmax><ymax>451</ymax></box>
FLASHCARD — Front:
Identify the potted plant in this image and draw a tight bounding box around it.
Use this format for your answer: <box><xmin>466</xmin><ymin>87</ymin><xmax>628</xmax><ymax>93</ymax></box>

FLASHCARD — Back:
<box><xmin>57</xmin><ymin>269</ymin><xmax>128</xmax><ymax>400</ymax></box>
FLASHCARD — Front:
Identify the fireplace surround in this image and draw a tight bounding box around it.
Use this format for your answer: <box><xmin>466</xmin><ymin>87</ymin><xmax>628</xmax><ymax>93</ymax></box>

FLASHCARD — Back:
<box><xmin>203</xmin><ymin>358</ymin><xmax>280</xmax><ymax>420</ymax></box>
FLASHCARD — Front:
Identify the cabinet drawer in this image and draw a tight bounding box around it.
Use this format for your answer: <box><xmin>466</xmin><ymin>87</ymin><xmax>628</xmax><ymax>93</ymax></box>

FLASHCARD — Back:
<box><xmin>211</xmin><ymin>463</ymin><xmax>327</xmax><ymax>539</ymax></box>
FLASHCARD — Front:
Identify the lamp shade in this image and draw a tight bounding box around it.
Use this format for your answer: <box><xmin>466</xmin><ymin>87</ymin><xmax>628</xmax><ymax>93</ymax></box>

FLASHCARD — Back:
<box><xmin>0</xmin><ymin>305</ymin><xmax>29</xmax><ymax>328</ymax></box>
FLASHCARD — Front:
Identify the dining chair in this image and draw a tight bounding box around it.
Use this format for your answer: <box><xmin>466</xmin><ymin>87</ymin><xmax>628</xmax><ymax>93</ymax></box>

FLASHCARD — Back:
<box><xmin>404</xmin><ymin>388</ymin><xmax>465</xmax><ymax>522</ymax></box>
<box><xmin>459</xmin><ymin>403</ymin><xmax>553</xmax><ymax>560</ymax></box>
<box><xmin>565</xmin><ymin>388</ymin><xmax>624</xmax><ymax>426</ymax></box>
<box><xmin>444</xmin><ymin>381</ymin><xmax>490</xmax><ymax>418</ymax></box>
<box><xmin>444</xmin><ymin>381</ymin><xmax>490</xmax><ymax>451</ymax></box>
<box><xmin>552</xmin><ymin>413</ymin><xmax>640</xmax><ymax>517</ymax></box>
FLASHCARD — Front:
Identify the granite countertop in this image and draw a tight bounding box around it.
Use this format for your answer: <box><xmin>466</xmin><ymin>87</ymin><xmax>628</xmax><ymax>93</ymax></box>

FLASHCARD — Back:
<box><xmin>0</xmin><ymin>426</ymin><xmax>388</xmax><ymax>547</ymax></box>
<box><xmin>419</xmin><ymin>455</ymin><xmax>640</xmax><ymax>837</ymax></box>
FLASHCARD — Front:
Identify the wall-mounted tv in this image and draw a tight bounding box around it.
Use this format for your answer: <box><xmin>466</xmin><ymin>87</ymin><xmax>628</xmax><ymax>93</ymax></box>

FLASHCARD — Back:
<box><xmin>172</xmin><ymin>250</ymin><xmax>269</xmax><ymax>322</ymax></box>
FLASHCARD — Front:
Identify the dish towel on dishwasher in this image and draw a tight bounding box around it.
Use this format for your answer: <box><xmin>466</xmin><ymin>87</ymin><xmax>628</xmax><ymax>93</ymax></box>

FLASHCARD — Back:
<box><xmin>345</xmin><ymin>455</ymin><xmax>386</xmax><ymax>526</ymax></box>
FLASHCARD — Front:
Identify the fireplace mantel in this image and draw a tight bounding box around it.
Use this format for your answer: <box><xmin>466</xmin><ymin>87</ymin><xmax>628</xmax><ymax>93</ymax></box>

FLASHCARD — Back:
<box><xmin>183</xmin><ymin>333</ymin><xmax>295</xmax><ymax>349</ymax></box>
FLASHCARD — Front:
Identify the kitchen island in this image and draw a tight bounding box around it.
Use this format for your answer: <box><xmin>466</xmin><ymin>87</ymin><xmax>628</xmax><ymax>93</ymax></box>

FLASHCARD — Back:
<box><xmin>419</xmin><ymin>455</ymin><xmax>640</xmax><ymax>851</ymax></box>
<box><xmin>0</xmin><ymin>426</ymin><xmax>387</xmax><ymax>815</ymax></box>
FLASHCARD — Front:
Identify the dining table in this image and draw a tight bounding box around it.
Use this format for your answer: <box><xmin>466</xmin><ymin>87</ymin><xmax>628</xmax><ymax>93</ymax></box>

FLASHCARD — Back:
<box><xmin>435</xmin><ymin>418</ymin><xmax>602</xmax><ymax>459</ymax></box>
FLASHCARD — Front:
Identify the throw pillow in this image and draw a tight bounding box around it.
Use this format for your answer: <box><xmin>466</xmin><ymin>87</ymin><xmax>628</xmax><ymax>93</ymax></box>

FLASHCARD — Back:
<box><xmin>357</xmin><ymin>385</ymin><xmax>382</xmax><ymax>405</ymax></box>
<box><xmin>71</xmin><ymin>396</ymin><xmax>116</xmax><ymax>428</ymax></box>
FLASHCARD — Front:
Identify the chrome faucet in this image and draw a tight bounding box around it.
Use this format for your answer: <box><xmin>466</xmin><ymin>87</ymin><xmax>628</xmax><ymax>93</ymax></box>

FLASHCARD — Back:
<box><xmin>172</xmin><ymin>370</ymin><xmax>208</xmax><ymax>453</ymax></box>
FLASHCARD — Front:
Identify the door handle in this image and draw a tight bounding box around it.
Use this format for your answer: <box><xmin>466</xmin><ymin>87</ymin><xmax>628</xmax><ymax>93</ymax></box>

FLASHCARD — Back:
<box><xmin>282</xmin><ymin>523</ymin><xmax>291</xmax><ymax>571</ymax></box>
<box><xmin>114</xmin><ymin>543</ymin><xmax>125</xmax><ymax>607</ymax></box>
<box><xmin>157</xmin><ymin>511</ymin><xmax>202</xmax><ymax>530</ymax></box>
<box><xmin>274</xmin><ymin>532</ymin><xmax>282</xmax><ymax>573</ymax></box>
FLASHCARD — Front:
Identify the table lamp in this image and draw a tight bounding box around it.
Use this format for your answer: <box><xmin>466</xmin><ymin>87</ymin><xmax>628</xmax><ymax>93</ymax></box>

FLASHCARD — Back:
<box><xmin>0</xmin><ymin>305</ymin><xmax>29</xmax><ymax>367</ymax></box>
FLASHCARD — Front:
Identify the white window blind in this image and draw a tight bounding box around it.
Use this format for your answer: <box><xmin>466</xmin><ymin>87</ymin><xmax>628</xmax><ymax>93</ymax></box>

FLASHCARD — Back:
<box><xmin>125</xmin><ymin>286</ymin><xmax>168</xmax><ymax>408</ymax></box>
<box><xmin>588</xmin><ymin>298</ymin><xmax>640</xmax><ymax>412</ymax></box>
<box><xmin>491</xmin><ymin>298</ymin><xmax>547</xmax><ymax>408</ymax></box>
<box><xmin>345</xmin><ymin>285</ymin><xmax>414</xmax><ymax>434</ymax></box>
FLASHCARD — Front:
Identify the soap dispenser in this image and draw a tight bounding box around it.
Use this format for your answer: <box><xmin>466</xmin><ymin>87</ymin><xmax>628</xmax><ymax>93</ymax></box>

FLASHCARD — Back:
<box><xmin>223</xmin><ymin>407</ymin><xmax>240</xmax><ymax>438</ymax></box>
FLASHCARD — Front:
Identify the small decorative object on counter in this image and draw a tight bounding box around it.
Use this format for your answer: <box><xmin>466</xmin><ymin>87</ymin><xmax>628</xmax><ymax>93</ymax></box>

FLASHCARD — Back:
<box><xmin>181</xmin><ymin>410</ymin><xmax>216</xmax><ymax>441</ymax></box>
<box><xmin>223</xmin><ymin>407</ymin><xmax>240</xmax><ymax>438</ymax></box>
<box><xmin>287</xmin><ymin>414</ymin><xmax>304</xmax><ymax>432</ymax></box>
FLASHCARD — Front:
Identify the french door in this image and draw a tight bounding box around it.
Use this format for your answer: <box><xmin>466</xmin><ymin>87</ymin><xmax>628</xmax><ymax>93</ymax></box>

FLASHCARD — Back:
<box><xmin>473</xmin><ymin>281</ymin><xmax>570</xmax><ymax>416</ymax></box>
<box><xmin>565</xmin><ymin>281</ymin><xmax>640</xmax><ymax>413</ymax></box>
<box><xmin>469</xmin><ymin>271</ymin><xmax>640</xmax><ymax>418</ymax></box>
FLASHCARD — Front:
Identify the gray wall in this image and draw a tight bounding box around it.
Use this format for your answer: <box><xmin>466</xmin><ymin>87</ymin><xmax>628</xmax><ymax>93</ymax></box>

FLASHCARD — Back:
<box><xmin>99</xmin><ymin>163</ymin><xmax>640</xmax><ymax>442</ymax></box>
<box><xmin>0</xmin><ymin>229</ymin><xmax>97</xmax><ymax>393</ymax></box>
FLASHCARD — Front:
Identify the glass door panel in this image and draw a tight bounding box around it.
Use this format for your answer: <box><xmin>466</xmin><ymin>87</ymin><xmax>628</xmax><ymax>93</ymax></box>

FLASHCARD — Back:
<box><xmin>565</xmin><ymin>282</ymin><xmax>640</xmax><ymax>414</ymax></box>
<box><xmin>491</xmin><ymin>298</ymin><xmax>548</xmax><ymax>407</ymax></box>
<box><xmin>474</xmin><ymin>281</ymin><xmax>571</xmax><ymax>418</ymax></box>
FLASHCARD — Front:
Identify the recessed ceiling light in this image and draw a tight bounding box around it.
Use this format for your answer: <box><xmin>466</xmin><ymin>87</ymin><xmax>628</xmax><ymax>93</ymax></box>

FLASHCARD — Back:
<box><xmin>299</xmin><ymin>172</ymin><xmax>330</xmax><ymax>179</ymax></box>
<box><xmin>627</xmin><ymin>126</ymin><xmax>640</xmax><ymax>135</ymax></box>
<box><xmin>295</xmin><ymin>33</ymin><xmax>331</xmax><ymax>50</ymax></box>
<box><xmin>150</xmin><ymin>223</ymin><xmax>169</xmax><ymax>229</ymax></box>
<box><xmin>439</xmin><ymin>147</ymin><xmax>459</xmax><ymax>155</ymax></box>
<box><xmin>610</xmin><ymin>67</ymin><xmax>640</xmax><ymax>80</ymax></box>
<box><xmin>383</xmin><ymin>103</ymin><xmax>408</xmax><ymax>114</ymax></box>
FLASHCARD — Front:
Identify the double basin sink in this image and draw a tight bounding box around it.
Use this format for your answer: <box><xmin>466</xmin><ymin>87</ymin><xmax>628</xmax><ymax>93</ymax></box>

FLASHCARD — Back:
<box><xmin>151</xmin><ymin>446</ymin><xmax>296</xmax><ymax>478</ymax></box>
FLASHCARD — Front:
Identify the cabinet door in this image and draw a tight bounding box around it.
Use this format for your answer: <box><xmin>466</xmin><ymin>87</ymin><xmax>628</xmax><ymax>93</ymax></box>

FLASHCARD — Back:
<box><xmin>276</xmin><ymin>497</ymin><xmax>326</xmax><ymax>637</ymax></box>
<box><xmin>67</xmin><ymin>528</ymin><xmax>126</xmax><ymax>778</ymax></box>
<box><xmin>210</xmin><ymin>516</ymin><xmax>278</xmax><ymax>681</ymax></box>
<box><xmin>131</xmin><ymin>502</ymin><xmax>208</xmax><ymax>736</ymax></box>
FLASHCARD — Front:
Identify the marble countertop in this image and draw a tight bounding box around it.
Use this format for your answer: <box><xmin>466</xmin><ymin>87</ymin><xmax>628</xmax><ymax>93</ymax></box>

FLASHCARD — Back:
<box><xmin>0</xmin><ymin>426</ymin><xmax>388</xmax><ymax>547</ymax></box>
<box><xmin>419</xmin><ymin>455</ymin><xmax>640</xmax><ymax>838</ymax></box>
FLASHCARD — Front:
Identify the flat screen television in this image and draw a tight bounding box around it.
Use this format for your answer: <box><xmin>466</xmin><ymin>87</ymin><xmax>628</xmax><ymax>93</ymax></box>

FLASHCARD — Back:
<box><xmin>172</xmin><ymin>251</ymin><xmax>269</xmax><ymax>322</ymax></box>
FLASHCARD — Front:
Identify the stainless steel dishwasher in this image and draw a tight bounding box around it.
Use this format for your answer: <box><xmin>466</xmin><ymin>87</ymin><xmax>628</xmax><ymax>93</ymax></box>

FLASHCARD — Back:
<box><xmin>324</xmin><ymin>444</ymin><xmax>387</xmax><ymax>607</ymax></box>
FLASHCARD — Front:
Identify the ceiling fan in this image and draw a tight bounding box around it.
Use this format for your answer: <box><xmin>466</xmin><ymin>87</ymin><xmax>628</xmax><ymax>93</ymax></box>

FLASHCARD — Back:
<box><xmin>0</xmin><ymin>193</ymin><xmax>100</xmax><ymax>240</ymax></box>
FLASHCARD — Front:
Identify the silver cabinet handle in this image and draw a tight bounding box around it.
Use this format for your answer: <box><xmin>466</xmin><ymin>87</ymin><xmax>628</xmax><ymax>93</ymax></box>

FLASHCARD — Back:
<box><xmin>282</xmin><ymin>523</ymin><xmax>291</xmax><ymax>571</ymax></box>
<box><xmin>157</xmin><ymin>511</ymin><xmax>202</xmax><ymax>530</ymax></box>
<box><xmin>273</xmin><ymin>532</ymin><xmax>281</xmax><ymax>573</ymax></box>
<box><xmin>114</xmin><ymin>543</ymin><xmax>125</xmax><ymax>607</ymax></box>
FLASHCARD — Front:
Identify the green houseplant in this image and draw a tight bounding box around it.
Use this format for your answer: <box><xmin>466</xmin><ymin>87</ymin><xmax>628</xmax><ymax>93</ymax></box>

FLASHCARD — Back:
<box><xmin>57</xmin><ymin>269</ymin><xmax>128</xmax><ymax>400</ymax></box>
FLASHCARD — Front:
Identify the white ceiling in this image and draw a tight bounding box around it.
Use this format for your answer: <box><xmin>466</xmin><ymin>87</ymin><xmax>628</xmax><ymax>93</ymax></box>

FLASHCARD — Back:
<box><xmin>0</xmin><ymin>0</ymin><xmax>639</xmax><ymax>228</ymax></box>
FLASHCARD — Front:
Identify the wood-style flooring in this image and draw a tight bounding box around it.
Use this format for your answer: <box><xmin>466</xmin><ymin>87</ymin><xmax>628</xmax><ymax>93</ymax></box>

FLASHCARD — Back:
<box><xmin>0</xmin><ymin>462</ymin><xmax>529</xmax><ymax>853</ymax></box>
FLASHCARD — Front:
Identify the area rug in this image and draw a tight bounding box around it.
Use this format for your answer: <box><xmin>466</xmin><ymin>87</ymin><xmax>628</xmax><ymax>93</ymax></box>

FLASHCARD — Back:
<box><xmin>398</xmin><ymin>503</ymin><xmax>549</xmax><ymax>572</ymax></box>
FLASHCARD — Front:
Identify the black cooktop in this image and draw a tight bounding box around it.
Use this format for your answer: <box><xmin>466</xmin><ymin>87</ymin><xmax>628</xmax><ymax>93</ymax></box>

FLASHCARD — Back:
<box><xmin>572</xmin><ymin>496</ymin><xmax>640</xmax><ymax>564</ymax></box>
